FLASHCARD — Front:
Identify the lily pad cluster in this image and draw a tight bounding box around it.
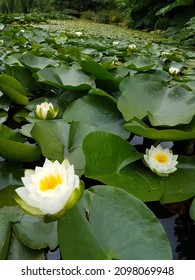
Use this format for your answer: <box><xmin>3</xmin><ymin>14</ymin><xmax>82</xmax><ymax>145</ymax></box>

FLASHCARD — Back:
<box><xmin>0</xmin><ymin>18</ymin><xmax>195</xmax><ymax>260</ymax></box>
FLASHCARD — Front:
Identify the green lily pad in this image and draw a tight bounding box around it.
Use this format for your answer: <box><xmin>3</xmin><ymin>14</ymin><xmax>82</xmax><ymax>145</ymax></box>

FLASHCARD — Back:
<box><xmin>58</xmin><ymin>186</ymin><xmax>172</xmax><ymax>260</ymax></box>
<box><xmin>83</xmin><ymin>131</ymin><xmax>164</xmax><ymax>201</ymax></box>
<box><xmin>20</xmin><ymin>53</ymin><xmax>59</xmax><ymax>72</ymax></box>
<box><xmin>0</xmin><ymin>74</ymin><xmax>28</xmax><ymax>105</ymax></box>
<box><xmin>31</xmin><ymin>120</ymin><xmax>95</xmax><ymax>175</ymax></box>
<box><xmin>125</xmin><ymin>117</ymin><xmax>195</xmax><ymax>141</ymax></box>
<box><xmin>160</xmin><ymin>156</ymin><xmax>195</xmax><ymax>203</ymax></box>
<box><xmin>118</xmin><ymin>73</ymin><xmax>195</xmax><ymax>126</ymax></box>
<box><xmin>7</xmin><ymin>234</ymin><xmax>44</xmax><ymax>260</ymax></box>
<box><xmin>0</xmin><ymin>124</ymin><xmax>41</xmax><ymax>162</ymax></box>
<box><xmin>63</xmin><ymin>95</ymin><xmax>129</xmax><ymax>139</ymax></box>
<box><xmin>35</xmin><ymin>67</ymin><xmax>95</xmax><ymax>91</ymax></box>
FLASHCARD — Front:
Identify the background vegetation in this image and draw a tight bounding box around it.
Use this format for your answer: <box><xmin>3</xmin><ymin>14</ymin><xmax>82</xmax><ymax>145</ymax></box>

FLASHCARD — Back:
<box><xmin>0</xmin><ymin>1</ymin><xmax>194</xmax><ymax>43</ymax></box>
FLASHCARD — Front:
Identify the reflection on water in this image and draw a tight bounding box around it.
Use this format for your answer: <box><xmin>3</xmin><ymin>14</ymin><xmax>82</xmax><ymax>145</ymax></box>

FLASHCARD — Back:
<box><xmin>174</xmin><ymin>214</ymin><xmax>195</xmax><ymax>260</ymax></box>
<box><xmin>147</xmin><ymin>201</ymin><xmax>195</xmax><ymax>260</ymax></box>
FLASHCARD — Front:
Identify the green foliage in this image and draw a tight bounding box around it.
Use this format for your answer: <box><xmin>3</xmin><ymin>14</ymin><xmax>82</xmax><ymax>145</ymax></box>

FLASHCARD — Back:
<box><xmin>180</xmin><ymin>16</ymin><xmax>195</xmax><ymax>44</ymax></box>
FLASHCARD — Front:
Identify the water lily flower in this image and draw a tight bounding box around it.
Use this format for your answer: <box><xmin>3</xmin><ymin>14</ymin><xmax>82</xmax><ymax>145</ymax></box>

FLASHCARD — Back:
<box><xmin>75</xmin><ymin>31</ymin><xmax>82</xmax><ymax>37</ymax></box>
<box><xmin>161</xmin><ymin>51</ymin><xmax>170</xmax><ymax>58</ymax></box>
<box><xmin>34</xmin><ymin>102</ymin><xmax>58</xmax><ymax>120</ymax></box>
<box><xmin>14</xmin><ymin>158</ymin><xmax>84</xmax><ymax>219</ymax></box>
<box><xmin>113</xmin><ymin>41</ymin><xmax>119</xmax><ymax>46</ymax></box>
<box><xmin>128</xmin><ymin>44</ymin><xmax>136</xmax><ymax>51</ymax></box>
<box><xmin>143</xmin><ymin>144</ymin><xmax>178</xmax><ymax>177</ymax></box>
<box><xmin>169</xmin><ymin>66</ymin><xmax>179</xmax><ymax>75</ymax></box>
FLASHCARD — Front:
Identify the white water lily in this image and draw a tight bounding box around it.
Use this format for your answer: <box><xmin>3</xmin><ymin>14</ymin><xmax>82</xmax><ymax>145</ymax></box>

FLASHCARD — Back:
<box><xmin>113</xmin><ymin>41</ymin><xmax>119</xmax><ymax>46</ymax></box>
<box><xmin>169</xmin><ymin>66</ymin><xmax>179</xmax><ymax>75</ymax></box>
<box><xmin>35</xmin><ymin>102</ymin><xmax>58</xmax><ymax>120</ymax></box>
<box><xmin>75</xmin><ymin>31</ymin><xmax>82</xmax><ymax>37</ymax></box>
<box><xmin>128</xmin><ymin>44</ymin><xmax>136</xmax><ymax>51</ymax></box>
<box><xmin>15</xmin><ymin>158</ymin><xmax>84</xmax><ymax>217</ymax></box>
<box><xmin>143</xmin><ymin>144</ymin><xmax>178</xmax><ymax>176</ymax></box>
<box><xmin>161</xmin><ymin>51</ymin><xmax>170</xmax><ymax>58</ymax></box>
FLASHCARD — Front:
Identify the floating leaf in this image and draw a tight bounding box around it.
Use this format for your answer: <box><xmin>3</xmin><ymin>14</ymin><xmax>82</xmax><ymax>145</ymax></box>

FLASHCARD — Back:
<box><xmin>118</xmin><ymin>73</ymin><xmax>195</xmax><ymax>126</ymax></box>
<box><xmin>160</xmin><ymin>156</ymin><xmax>195</xmax><ymax>203</ymax></box>
<box><xmin>63</xmin><ymin>95</ymin><xmax>129</xmax><ymax>139</ymax></box>
<box><xmin>0</xmin><ymin>124</ymin><xmax>41</xmax><ymax>162</ymax></box>
<box><xmin>59</xmin><ymin>186</ymin><xmax>172</xmax><ymax>260</ymax></box>
<box><xmin>0</xmin><ymin>74</ymin><xmax>28</xmax><ymax>105</ymax></box>
<box><xmin>125</xmin><ymin>117</ymin><xmax>195</xmax><ymax>141</ymax></box>
<box><xmin>35</xmin><ymin>67</ymin><xmax>95</xmax><ymax>91</ymax></box>
<box><xmin>83</xmin><ymin>131</ymin><xmax>163</xmax><ymax>201</ymax></box>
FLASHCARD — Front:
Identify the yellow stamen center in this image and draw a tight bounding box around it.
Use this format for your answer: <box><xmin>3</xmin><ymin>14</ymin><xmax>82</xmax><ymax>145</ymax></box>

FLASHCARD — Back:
<box><xmin>39</xmin><ymin>174</ymin><xmax>62</xmax><ymax>192</ymax></box>
<box><xmin>154</xmin><ymin>153</ymin><xmax>169</xmax><ymax>164</ymax></box>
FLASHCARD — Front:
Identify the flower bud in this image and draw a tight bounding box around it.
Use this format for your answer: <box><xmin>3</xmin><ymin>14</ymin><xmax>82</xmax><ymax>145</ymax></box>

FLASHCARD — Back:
<box><xmin>34</xmin><ymin>102</ymin><xmax>58</xmax><ymax>120</ymax></box>
<box><xmin>128</xmin><ymin>44</ymin><xmax>136</xmax><ymax>51</ymax></box>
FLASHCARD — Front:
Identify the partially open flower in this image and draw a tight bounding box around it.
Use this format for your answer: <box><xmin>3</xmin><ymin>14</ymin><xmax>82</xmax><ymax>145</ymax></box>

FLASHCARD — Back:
<box><xmin>14</xmin><ymin>158</ymin><xmax>84</xmax><ymax>220</ymax></box>
<box><xmin>169</xmin><ymin>66</ymin><xmax>179</xmax><ymax>75</ymax></box>
<box><xmin>128</xmin><ymin>44</ymin><xmax>136</xmax><ymax>51</ymax></box>
<box><xmin>143</xmin><ymin>144</ymin><xmax>178</xmax><ymax>177</ymax></box>
<box><xmin>34</xmin><ymin>102</ymin><xmax>58</xmax><ymax>120</ymax></box>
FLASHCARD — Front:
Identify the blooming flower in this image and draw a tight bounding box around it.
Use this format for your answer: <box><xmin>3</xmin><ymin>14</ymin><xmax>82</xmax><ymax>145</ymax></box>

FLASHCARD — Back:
<box><xmin>143</xmin><ymin>144</ymin><xmax>178</xmax><ymax>176</ymax></box>
<box><xmin>128</xmin><ymin>44</ymin><xmax>136</xmax><ymax>51</ymax></box>
<box><xmin>34</xmin><ymin>102</ymin><xmax>58</xmax><ymax>120</ymax></box>
<box><xmin>14</xmin><ymin>158</ymin><xmax>84</xmax><ymax>219</ymax></box>
<box><xmin>75</xmin><ymin>31</ymin><xmax>82</xmax><ymax>37</ymax></box>
<box><xmin>169</xmin><ymin>66</ymin><xmax>179</xmax><ymax>75</ymax></box>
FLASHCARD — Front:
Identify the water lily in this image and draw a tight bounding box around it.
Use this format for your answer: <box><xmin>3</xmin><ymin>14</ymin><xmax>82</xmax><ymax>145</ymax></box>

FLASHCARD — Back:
<box><xmin>14</xmin><ymin>158</ymin><xmax>84</xmax><ymax>219</ymax></box>
<box><xmin>75</xmin><ymin>31</ymin><xmax>82</xmax><ymax>37</ymax></box>
<box><xmin>113</xmin><ymin>41</ymin><xmax>119</xmax><ymax>46</ymax></box>
<box><xmin>34</xmin><ymin>102</ymin><xmax>58</xmax><ymax>120</ymax></box>
<box><xmin>161</xmin><ymin>51</ymin><xmax>170</xmax><ymax>58</ymax></box>
<box><xmin>143</xmin><ymin>144</ymin><xmax>178</xmax><ymax>177</ymax></box>
<box><xmin>169</xmin><ymin>66</ymin><xmax>179</xmax><ymax>75</ymax></box>
<box><xmin>128</xmin><ymin>44</ymin><xmax>136</xmax><ymax>51</ymax></box>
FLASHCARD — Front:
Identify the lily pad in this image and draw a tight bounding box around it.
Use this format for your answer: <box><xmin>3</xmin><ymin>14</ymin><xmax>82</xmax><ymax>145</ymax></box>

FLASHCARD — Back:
<box><xmin>58</xmin><ymin>186</ymin><xmax>172</xmax><ymax>260</ymax></box>
<box><xmin>160</xmin><ymin>156</ymin><xmax>195</xmax><ymax>203</ymax></box>
<box><xmin>125</xmin><ymin>117</ymin><xmax>195</xmax><ymax>141</ymax></box>
<box><xmin>0</xmin><ymin>74</ymin><xmax>28</xmax><ymax>105</ymax></box>
<box><xmin>63</xmin><ymin>95</ymin><xmax>129</xmax><ymax>139</ymax></box>
<box><xmin>83</xmin><ymin>131</ymin><xmax>164</xmax><ymax>201</ymax></box>
<box><xmin>35</xmin><ymin>67</ymin><xmax>95</xmax><ymax>91</ymax></box>
<box><xmin>118</xmin><ymin>73</ymin><xmax>195</xmax><ymax>126</ymax></box>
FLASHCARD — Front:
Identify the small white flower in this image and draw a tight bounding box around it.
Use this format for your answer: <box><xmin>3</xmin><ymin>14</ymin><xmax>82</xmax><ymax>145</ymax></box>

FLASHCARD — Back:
<box><xmin>20</xmin><ymin>29</ymin><xmax>25</xmax><ymax>33</ymax></box>
<box><xmin>75</xmin><ymin>31</ymin><xmax>82</xmax><ymax>37</ymax></box>
<box><xmin>15</xmin><ymin>158</ymin><xmax>84</xmax><ymax>217</ymax></box>
<box><xmin>35</xmin><ymin>102</ymin><xmax>58</xmax><ymax>120</ymax></box>
<box><xmin>169</xmin><ymin>66</ymin><xmax>179</xmax><ymax>75</ymax></box>
<box><xmin>161</xmin><ymin>51</ymin><xmax>170</xmax><ymax>58</ymax></box>
<box><xmin>143</xmin><ymin>144</ymin><xmax>178</xmax><ymax>176</ymax></box>
<box><xmin>128</xmin><ymin>44</ymin><xmax>136</xmax><ymax>51</ymax></box>
<box><xmin>113</xmin><ymin>41</ymin><xmax>119</xmax><ymax>46</ymax></box>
